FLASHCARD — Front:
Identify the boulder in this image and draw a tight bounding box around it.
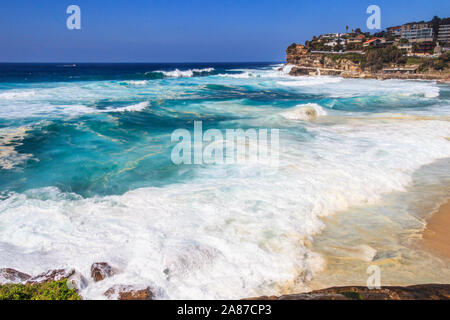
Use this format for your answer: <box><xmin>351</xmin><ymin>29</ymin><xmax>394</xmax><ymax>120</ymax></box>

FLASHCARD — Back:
<box><xmin>91</xmin><ymin>263</ymin><xmax>115</xmax><ymax>282</ymax></box>
<box><xmin>0</xmin><ymin>268</ymin><xmax>31</xmax><ymax>284</ymax></box>
<box><xmin>104</xmin><ymin>285</ymin><xmax>153</xmax><ymax>300</ymax></box>
<box><xmin>27</xmin><ymin>269</ymin><xmax>76</xmax><ymax>284</ymax></box>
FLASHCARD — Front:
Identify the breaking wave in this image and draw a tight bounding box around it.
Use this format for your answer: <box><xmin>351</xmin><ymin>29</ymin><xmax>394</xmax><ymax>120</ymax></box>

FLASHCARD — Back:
<box><xmin>152</xmin><ymin>68</ymin><xmax>215</xmax><ymax>78</ymax></box>
<box><xmin>280</xmin><ymin>103</ymin><xmax>328</xmax><ymax>121</ymax></box>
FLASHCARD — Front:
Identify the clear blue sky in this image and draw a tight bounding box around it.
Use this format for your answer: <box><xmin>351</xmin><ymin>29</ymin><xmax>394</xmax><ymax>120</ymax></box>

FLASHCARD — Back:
<box><xmin>0</xmin><ymin>0</ymin><xmax>448</xmax><ymax>62</ymax></box>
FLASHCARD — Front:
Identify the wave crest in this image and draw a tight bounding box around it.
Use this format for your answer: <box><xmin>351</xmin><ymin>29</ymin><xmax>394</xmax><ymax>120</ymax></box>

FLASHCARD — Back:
<box><xmin>153</xmin><ymin>68</ymin><xmax>215</xmax><ymax>78</ymax></box>
<box><xmin>280</xmin><ymin>103</ymin><xmax>328</xmax><ymax>121</ymax></box>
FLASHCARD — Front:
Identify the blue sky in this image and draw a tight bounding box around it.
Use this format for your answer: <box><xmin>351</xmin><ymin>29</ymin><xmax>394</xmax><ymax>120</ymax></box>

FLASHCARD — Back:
<box><xmin>0</xmin><ymin>0</ymin><xmax>448</xmax><ymax>62</ymax></box>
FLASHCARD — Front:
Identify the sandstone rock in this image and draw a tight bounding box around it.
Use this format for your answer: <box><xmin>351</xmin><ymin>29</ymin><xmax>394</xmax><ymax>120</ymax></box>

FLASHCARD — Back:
<box><xmin>91</xmin><ymin>262</ymin><xmax>115</xmax><ymax>282</ymax></box>
<box><xmin>247</xmin><ymin>293</ymin><xmax>348</xmax><ymax>300</ymax></box>
<box><xmin>104</xmin><ymin>285</ymin><xmax>153</xmax><ymax>300</ymax></box>
<box><xmin>250</xmin><ymin>284</ymin><xmax>450</xmax><ymax>300</ymax></box>
<box><xmin>0</xmin><ymin>268</ymin><xmax>31</xmax><ymax>284</ymax></box>
<box><xmin>27</xmin><ymin>269</ymin><xmax>76</xmax><ymax>284</ymax></box>
<box><xmin>279</xmin><ymin>293</ymin><xmax>349</xmax><ymax>300</ymax></box>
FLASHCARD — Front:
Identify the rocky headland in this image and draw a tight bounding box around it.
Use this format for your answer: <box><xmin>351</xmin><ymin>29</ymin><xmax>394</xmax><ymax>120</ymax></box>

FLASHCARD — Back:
<box><xmin>285</xmin><ymin>44</ymin><xmax>450</xmax><ymax>82</ymax></box>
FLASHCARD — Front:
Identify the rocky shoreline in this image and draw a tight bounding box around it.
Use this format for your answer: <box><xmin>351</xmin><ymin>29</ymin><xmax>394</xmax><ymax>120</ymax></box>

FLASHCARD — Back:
<box><xmin>249</xmin><ymin>284</ymin><xmax>450</xmax><ymax>300</ymax></box>
<box><xmin>2</xmin><ymin>266</ymin><xmax>450</xmax><ymax>300</ymax></box>
<box><xmin>286</xmin><ymin>44</ymin><xmax>450</xmax><ymax>82</ymax></box>
<box><xmin>0</xmin><ymin>265</ymin><xmax>153</xmax><ymax>300</ymax></box>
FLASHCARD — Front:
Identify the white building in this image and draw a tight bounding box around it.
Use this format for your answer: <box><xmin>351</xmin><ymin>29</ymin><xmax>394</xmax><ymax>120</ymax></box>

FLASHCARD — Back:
<box><xmin>324</xmin><ymin>38</ymin><xmax>346</xmax><ymax>47</ymax></box>
<box><xmin>401</xmin><ymin>26</ymin><xmax>434</xmax><ymax>43</ymax></box>
<box><xmin>438</xmin><ymin>24</ymin><xmax>450</xmax><ymax>43</ymax></box>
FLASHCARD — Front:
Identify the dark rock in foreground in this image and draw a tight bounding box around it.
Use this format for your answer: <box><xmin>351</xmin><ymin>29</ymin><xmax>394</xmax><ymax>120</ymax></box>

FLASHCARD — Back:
<box><xmin>250</xmin><ymin>284</ymin><xmax>450</xmax><ymax>300</ymax></box>
<box><xmin>91</xmin><ymin>263</ymin><xmax>115</xmax><ymax>282</ymax></box>
<box><xmin>0</xmin><ymin>268</ymin><xmax>31</xmax><ymax>284</ymax></box>
<box><xmin>27</xmin><ymin>269</ymin><xmax>76</xmax><ymax>284</ymax></box>
<box><xmin>104</xmin><ymin>285</ymin><xmax>154</xmax><ymax>300</ymax></box>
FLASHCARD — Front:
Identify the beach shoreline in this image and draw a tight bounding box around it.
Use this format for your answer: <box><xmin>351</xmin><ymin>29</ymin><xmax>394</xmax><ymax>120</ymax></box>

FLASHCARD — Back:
<box><xmin>422</xmin><ymin>200</ymin><xmax>450</xmax><ymax>260</ymax></box>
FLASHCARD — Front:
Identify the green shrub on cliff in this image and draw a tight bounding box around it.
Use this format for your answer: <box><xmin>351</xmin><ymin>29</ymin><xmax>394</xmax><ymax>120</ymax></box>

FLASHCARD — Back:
<box><xmin>327</xmin><ymin>53</ymin><xmax>364</xmax><ymax>64</ymax></box>
<box><xmin>0</xmin><ymin>280</ymin><xmax>81</xmax><ymax>300</ymax></box>
<box><xmin>365</xmin><ymin>46</ymin><xmax>406</xmax><ymax>71</ymax></box>
<box><xmin>418</xmin><ymin>53</ymin><xmax>449</xmax><ymax>72</ymax></box>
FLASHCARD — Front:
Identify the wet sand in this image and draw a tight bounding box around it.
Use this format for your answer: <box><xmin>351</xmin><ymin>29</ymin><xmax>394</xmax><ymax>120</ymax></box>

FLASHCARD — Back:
<box><xmin>422</xmin><ymin>200</ymin><xmax>450</xmax><ymax>259</ymax></box>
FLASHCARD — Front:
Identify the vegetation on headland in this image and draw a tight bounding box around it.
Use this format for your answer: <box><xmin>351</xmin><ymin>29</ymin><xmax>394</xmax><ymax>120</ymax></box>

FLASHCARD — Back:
<box><xmin>339</xmin><ymin>291</ymin><xmax>363</xmax><ymax>300</ymax></box>
<box><xmin>0</xmin><ymin>280</ymin><xmax>81</xmax><ymax>300</ymax></box>
<box><xmin>418</xmin><ymin>52</ymin><xmax>450</xmax><ymax>72</ymax></box>
<box><xmin>288</xmin><ymin>15</ymin><xmax>450</xmax><ymax>77</ymax></box>
<box><xmin>310</xmin><ymin>49</ymin><xmax>449</xmax><ymax>73</ymax></box>
<box><xmin>364</xmin><ymin>46</ymin><xmax>407</xmax><ymax>71</ymax></box>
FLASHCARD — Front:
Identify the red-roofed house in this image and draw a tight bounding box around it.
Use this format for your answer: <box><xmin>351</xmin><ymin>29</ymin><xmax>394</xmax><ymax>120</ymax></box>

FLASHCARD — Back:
<box><xmin>363</xmin><ymin>38</ymin><xmax>385</xmax><ymax>48</ymax></box>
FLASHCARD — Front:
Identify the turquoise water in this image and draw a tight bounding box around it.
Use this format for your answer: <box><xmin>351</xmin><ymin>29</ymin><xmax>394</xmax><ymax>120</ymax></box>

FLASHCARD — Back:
<box><xmin>0</xmin><ymin>63</ymin><xmax>449</xmax><ymax>299</ymax></box>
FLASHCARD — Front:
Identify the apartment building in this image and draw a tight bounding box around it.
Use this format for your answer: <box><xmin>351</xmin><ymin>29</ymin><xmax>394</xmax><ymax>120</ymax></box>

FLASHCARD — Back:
<box><xmin>387</xmin><ymin>26</ymin><xmax>402</xmax><ymax>37</ymax></box>
<box><xmin>438</xmin><ymin>24</ymin><xmax>450</xmax><ymax>43</ymax></box>
<box><xmin>401</xmin><ymin>23</ymin><xmax>434</xmax><ymax>42</ymax></box>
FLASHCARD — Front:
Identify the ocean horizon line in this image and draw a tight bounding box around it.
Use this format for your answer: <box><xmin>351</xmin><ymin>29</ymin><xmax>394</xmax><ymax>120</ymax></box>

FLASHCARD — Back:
<box><xmin>0</xmin><ymin>61</ymin><xmax>285</xmax><ymax>65</ymax></box>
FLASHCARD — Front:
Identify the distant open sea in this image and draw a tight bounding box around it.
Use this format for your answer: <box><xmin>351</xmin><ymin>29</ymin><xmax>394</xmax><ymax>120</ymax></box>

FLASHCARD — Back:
<box><xmin>0</xmin><ymin>63</ymin><xmax>449</xmax><ymax>299</ymax></box>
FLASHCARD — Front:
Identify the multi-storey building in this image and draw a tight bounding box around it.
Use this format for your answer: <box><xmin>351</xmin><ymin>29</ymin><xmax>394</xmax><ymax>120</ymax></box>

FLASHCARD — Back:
<box><xmin>438</xmin><ymin>24</ymin><xmax>450</xmax><ymax>43</ymax></box>
<box><xmin>401</xmin><ymin>23</ymin><xmax>434</xmax><ymax>42</ymax></box>
<box><xmin>387</xmin><ymin>26</ymin><xmax>402</xmax><ymax>37</ymax></box>
<box><xmin>401</xmin><ymin>23</ymin><xmax>429</xmax><ymax>32</ymax></box>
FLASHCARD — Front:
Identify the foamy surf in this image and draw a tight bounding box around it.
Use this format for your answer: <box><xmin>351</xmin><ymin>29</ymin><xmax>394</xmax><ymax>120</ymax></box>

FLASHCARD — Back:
<box><xmin>155</xmin><ymin>68</ymin><xmax>215</xmax><ymax>78</ymax></box>
<box><xmin>280</xmin><ymin>103</ymin><xmax>328</xmax><ymax>121</ymax></box>
<box><xmin>1</xmin><ymin>111</ymin><xmax>450</xmax><ymax>299</ymax></box>
<box><xmin>277</xmin><ymin>76</ymin><xmax>343</xmax><ymax>87</ymax></box>
<box><xmin>0</xmin><ymin>63</ymin><xmax>449</xmax><ymax>300</ymax></box>
<box><xmin>0</xmin><ymin>127</ymin><xmax>34</xmax><ymax>170</ymax></box>
<box><xmin>110</xmin><ymin>101</ymin><xmax>150</xmax><ymax>113</ymax></box>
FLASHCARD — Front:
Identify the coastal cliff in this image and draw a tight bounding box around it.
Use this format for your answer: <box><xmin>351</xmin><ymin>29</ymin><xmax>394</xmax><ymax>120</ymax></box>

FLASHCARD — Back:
<box><xmin>286</xmin><ymin>44</ymin><xmax>362</xmax><ymax>76</ymax></box>
<box><xmin>286</xmin><ymin>44</ymin><xmax>450</xmax><ymax>81</ymax></box>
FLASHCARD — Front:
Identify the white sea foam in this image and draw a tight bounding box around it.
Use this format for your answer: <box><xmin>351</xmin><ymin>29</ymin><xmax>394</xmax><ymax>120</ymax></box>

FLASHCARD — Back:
<box><xmin>156</xmin><ymin>68</ymin><xmax>215</xmax><ymax>78</ymax></box>
<box><xmin>217</xmin><ymin>72</ymin><xmax>256</xmax><ymax>79</ymax></box>
<box><xmin>281</xmin><ymin>64</ymin><xmax>295</xmax><ymax>74</ymax></box>
<box><xmin>218</xmin><ymin>65</ymin><xmax>294</xmax><ymax>79</ymax></box>
<box><xmin>111</xmin><ymin>101</ymin><xmax>150</xmax><ymax>113</ymax></box>
<box><xmin>0</xmin><ymin>100</ymin><xmax>150</xmax><ymax>119</ymax></box>
<box><xmin>0</xmin><ymin>127</ymin><xmax>34</xmax><ymax>170</ymax></box>
<box><xmin>121</xmin><ymin>80</ymin><xmax>148</xmax><ymax>86</ymax></box>
<box><xmin>277</xmin><ymin>76</ymin><xmax>343</xmax><ymax>87</ymax></box>
<box><xmin>0</xmin><ymin>90</ymin><xmax>38</xmax><ymax>100</ymax></box>
<box><xmin>275</xmin><ymin>77</ymin><xmax>440</xmax><ymax>100</ymax></box>
<box><xmin>1</xmin><ymin>113</ymin><xmax>450</xmax><ymax>299</ymax></box>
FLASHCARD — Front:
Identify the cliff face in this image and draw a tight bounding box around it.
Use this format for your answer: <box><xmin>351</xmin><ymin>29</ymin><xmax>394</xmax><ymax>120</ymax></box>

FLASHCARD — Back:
<box><xmin>286</xmin><ymin>44</ymin><xmax>362</xmax><ymax>76</ymax></box>
<box><xmin>322</xmin><ymin>56</ymin><xmax>362</xmax><ymax>72</ymax></box>
<box><xmin>286</xmin><ymin>44</ymin><xmax>320</xmax><ymax>67</ymax></box>
<box><xmin>285</xmin><ymin>44</ymin><xmax>450</xmax><ymax>81</ymax></box>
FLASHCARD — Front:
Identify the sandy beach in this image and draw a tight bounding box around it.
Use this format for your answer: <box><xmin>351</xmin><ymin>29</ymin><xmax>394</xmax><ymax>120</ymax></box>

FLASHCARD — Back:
<box><xmin>423</xmin><ymin>200</ymin><xmax>450</xmax><ymax>260</ymax></box>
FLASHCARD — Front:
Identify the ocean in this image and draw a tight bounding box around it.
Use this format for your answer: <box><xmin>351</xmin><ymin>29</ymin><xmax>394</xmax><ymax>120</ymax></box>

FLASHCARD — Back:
<box><xmin>0</xmin><ymin>63</ymin><xmax>449</xmax><ymax>299</ymax></box>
